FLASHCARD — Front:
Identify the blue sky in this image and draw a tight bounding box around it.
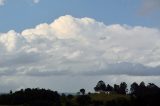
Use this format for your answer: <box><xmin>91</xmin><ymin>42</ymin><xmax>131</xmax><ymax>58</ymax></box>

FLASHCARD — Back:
<box><xmin>0</xmin><ymin>0</ymin><xmax>160</xmax><ymax>92</ymax></box>
<box><xmin>0</xmin><ymin>0</ymin><xmax>159</xmax><ymax>32</ymax></box>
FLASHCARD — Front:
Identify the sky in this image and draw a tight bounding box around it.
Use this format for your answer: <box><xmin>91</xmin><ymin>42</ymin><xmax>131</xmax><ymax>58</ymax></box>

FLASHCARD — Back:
<box><xmin>0</xmin><ymin>0</ymin><xmax>160</xmax><ymax>93</ymax></box>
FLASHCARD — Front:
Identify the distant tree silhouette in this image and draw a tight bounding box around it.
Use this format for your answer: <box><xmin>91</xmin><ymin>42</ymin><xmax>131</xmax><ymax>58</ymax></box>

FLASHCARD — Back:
<box><xmin>106</xmin><ymin>84</ymin><xmax>113</xmax><ymax>93</ymax></box>
<box><xmin>114</xmin><ymin>84</ymin><xmax>120</xmax><ymax>93</ymax></box>
<box><xmin>0</xmin><ymin>88</ymin><xmax>61</xmax><ymax>106</ymax></box>
<box><xmin>119</xmin><ymin>82</ymin><xmax>127</xmax><ymax>94</ymax></box>
<box><xmin>130</xmin><ymin>82</ymin><xmax>139</xmax><ymax>95</ymax></box>
<box><xmin>147</xmin><ymin>83</ymin><xmax>159</xmax><ymax>89</ymax></box>
<box><xmin>80</xmin><ymin>88</ymin><xmax>85</xmax><ymax>95</ymax></box>
<box><xmin>94</xmin><ymin>80</ymin><xmax>107</xmax><ymax>92</ymax></box>
<box><xmin>0</xmin><ymin>81</ymin><xmax>159</xmax><ymax>106</ymax></box>
<box><xmin>113</xmin><ymin>82</ymin><xmax>127</xmax><ymax>94</ymax></box>
<box><xmin>10</xmin><ymin>90</ymin><xmax>12</xmax><ymax>94</ymax></box>
<box><xmin>139</xmin><ymin>81</ymin><xmax>145</xmax><ymax>87</ymax></box>
<box><xmin>130</xmin><ymin>82</ymin><xmax>160</xmax><ymax>106</ymax></box>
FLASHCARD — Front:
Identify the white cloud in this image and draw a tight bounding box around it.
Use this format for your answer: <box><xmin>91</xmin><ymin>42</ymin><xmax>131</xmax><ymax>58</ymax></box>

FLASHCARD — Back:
<box><xmin>0</xmin><ymin>15</ymin><xmax>160</xmax><ymax>91</ymax></box>
<box><xmin>0</xmin><ymin>0</ymin><xmax>5</xmax><ymax>6</ymax></box>
<box><xmin>1</xmin><ymin>15</ymin><xmax>160</xmax><ymax>76</ymax></box>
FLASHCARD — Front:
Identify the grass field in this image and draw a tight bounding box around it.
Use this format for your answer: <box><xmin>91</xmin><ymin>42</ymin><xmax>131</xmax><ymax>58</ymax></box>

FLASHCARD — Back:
<box><xmin>90</xmin><ymin>93</ymin><xmax>130</xmax><ymax>102</ymax></box>
<box><xmin>0</xmin><ymin>93</ymin><xmax>131</xmax><ymax>106</ymax></box>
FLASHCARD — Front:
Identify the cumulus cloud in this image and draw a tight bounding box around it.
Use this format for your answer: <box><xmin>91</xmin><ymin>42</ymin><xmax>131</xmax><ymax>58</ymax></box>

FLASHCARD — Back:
<box><xmin>0</xmin><ymin>0</ymin><xmax>5</xmax><ymax>6</ymax></box>
<box><xmin>0</xmin><ymin>14</ymin><xmax>160</xmax><ymax>92</ymax></box>
<box><xmin>0</xmin><ymin>15</ymin><xmax>160</xmax><ymax>77</ymax></box>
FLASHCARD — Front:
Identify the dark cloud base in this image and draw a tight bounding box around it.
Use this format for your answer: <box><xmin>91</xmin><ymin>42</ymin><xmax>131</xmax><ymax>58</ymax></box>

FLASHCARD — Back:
<box><xmin>83</xmin><ymin>62</ymin><xmax>160</xmax><ymax>76</ymax></box>
<box><xmin>1</xmin><ymin>62</ymin><xmax>160</xmax><ymax>77</ymax></box>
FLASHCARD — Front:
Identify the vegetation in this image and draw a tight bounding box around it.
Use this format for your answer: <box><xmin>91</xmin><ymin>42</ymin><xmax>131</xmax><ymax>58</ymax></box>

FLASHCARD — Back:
<box><xmin>0</xmin><ymin>81</ymin><xmax>160</xmax><ymax>106</ymax></box>
<box><xmin>80</xmin><ymin>88</ymin><xmax>85</xmax><ymax>95</ymax></box>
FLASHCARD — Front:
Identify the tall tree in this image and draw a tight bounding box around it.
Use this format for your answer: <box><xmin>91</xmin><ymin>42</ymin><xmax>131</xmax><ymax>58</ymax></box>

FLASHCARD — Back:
<box><xmin>119</xmin><ymin>82</ymin><xmax>127</xmax><ymax>94</ymax></box>
<box><xmin>130</xmin><ymin>82</ymin><xmax>139</xmax><ymax>95</ymax></box>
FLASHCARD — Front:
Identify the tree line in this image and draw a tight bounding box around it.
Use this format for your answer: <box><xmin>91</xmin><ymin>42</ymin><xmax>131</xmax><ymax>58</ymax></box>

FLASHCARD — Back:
<box><xmin>0</xmin><ymin>81</ymin><xmax>159</xmax><ymax>106</ymax></box>
<box><xmin>94</xmin><ymin>80</ymin><xmax>128</xmax><ymax>94</ymax></box>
